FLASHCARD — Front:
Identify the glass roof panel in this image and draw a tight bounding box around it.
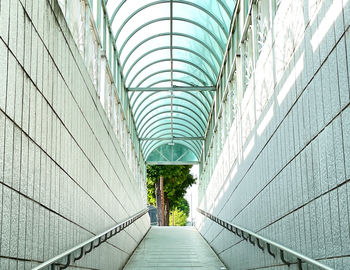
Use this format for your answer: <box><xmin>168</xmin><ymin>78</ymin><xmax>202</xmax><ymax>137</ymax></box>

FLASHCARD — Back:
<box><xmin>121</xmin><ymin>35</ymin><xmax>170</xmax><ymax>69</ymax></box>
<box><xmin>146</xmin><ymin>143</ymin><xmax>198</xmax><ymax>164</ymax></box>
<box><xmin>123</xmin><ymin>48</ymin><xmax>170</xmax><ymax>79</ymax></box>
<box><xmin>128</xmin><ymin>61</ymin><xmax>171</xmax><ymax>87</ymax></box>
<box><xmin>172</xmin><ymin>35</ymin><xmax>221</xmax><ymax>69</ymax></box>
<box><xmin>172</xmin><ymin>3</ymin><xmax>228</xmax><ymax>42</ymax></box>
<box><xmin>106</xmin><ymin>0</ymin><xmax>236</xmax><ymax>163</ymax></box>
<box><xmin>172</xmin><ymin>48</ymin><xmax>217</xmax><ymax>81</ymax></box>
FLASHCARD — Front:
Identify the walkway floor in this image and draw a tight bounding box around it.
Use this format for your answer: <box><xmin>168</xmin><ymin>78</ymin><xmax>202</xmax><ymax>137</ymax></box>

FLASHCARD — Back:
<box><xmin>123</xmin><ymin>226</ymin><xmax>227</xmax><ymax>270</ymax></box>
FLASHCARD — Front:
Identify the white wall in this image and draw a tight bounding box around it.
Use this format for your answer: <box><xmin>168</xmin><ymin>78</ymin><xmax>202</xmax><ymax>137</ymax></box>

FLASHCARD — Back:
<box><xmin>197</xmin><ymin>0</ymin><xmax>350</xmax><ymax>269</ymax></box>
<box><xmin>0</xmin><ymin>0</ymin><xmax>150</xmax><ymax>269</ymax></box>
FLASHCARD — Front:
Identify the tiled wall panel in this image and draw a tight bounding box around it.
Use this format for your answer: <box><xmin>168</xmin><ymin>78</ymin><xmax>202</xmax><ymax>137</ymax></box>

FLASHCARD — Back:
<box><xmin>0</xmin><ymin>0</ymin><xmax>150</xmax><ymax>269</ymax></box>
<box><xmin>198</xmin><ymin>0</ymin><xmax>350</xmax><ymax>269</ymax></box>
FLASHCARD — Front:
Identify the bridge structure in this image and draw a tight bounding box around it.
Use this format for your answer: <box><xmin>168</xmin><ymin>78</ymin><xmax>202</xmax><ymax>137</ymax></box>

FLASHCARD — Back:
<box><xmin>0</xmin><ymin>0</ymin><xmax>349</xmax><ymax>269</ymax></box>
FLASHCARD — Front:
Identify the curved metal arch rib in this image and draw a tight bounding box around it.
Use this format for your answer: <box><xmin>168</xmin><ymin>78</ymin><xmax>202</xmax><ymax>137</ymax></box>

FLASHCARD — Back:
<box><xmin>123</xmin><ymin>46</ymin><xmax>216</xmax><ymax>84</ymax></box>
<box><xmin>129</xmin><ymin>70</ymin><xmax>213</xmax><ymax>107</ymax></box>
<box><xmin>129</xmin><ymin>77</ymin><xmax>199</xmax><ymax>101</ymax></box>
<box><xmin>217</xmin><ymin>0</ymin><xmax>231</xmax><ymax>16</ymax></box>
<box><xmin>117</xmin><ymin>17</ymin><xmax>225</xmax><ymax>56</ymax></box>
<box><xmin>130</xmin><ymin>87</ymin><xmax>211</xmax><ymax>111</ymax></box>
<box><xmin>134</xmin><ymin>94</ymin><xmax>209</xmax><ymax>124</ymax></box>
<box><xmin>129</xmin><ymin>77</ymin><xmax>199</xmax><ymax>102</ymax></box>
<box><xmin>144</xmin><ymin>139</ymin><xmax>202</xmax><ymax>161</ymax></box>
<box><xmin>143</xmin><ymin>130</ymin><xmax>202</xmax><ymax>150</ymax></box>
<box><xmin>131</xmin><ymin>90</ymin><xmax>211</xmax><ymax>119</ymax></box>
<box><xmin>139</xmin><ymin>114</ymin><xmax>205</xmax><ymax>139</ymax></box>
<box><xmin>131</xmin><ymin>69</ymin><xmax>206</xmax><ymax>89</ymax></box>
<box><xmin>145</xmin><ymin>139</ymin><xmax>201</xmax><ymax>160</ymax></box>
<box><xmin>136</xmin><ymin>103</ymin><xmax>207</xmax><ymax>132</ymax></box>
<box><xmin>145</xmin><ymin>140</ymin><xmax>201</xmax><ymax>161</ymax></box>
<box><xmin>124</xmin><ymin>46</ymin><xmax>218</xmax><ymax>84</ymax></box>
<box><xmin>126</xmin><ymin>58</ymin><xmax>207</xmax><ymax>86</ymax></box>
<box><xmin>144</xmin><ymin>133</ymin><xmax>202</xmax><ymax>153</ymax></box>
<box><xmin>135</xmin><ymin>103</ymin><xmax>206</xmax><ymax>129</ymax></box>
<box><xmin>126</xmin><ymin>56</ymin><xmax>215</xmax><ymax>86</ymax></box>
<box><xmin>138</xmin><ymin>115</ymin><xmax>204</xmax><ymax>141</ymax></box>
<box><xmin>147</xmin><ymin>79</ymin><xmax>194</xmax><ymax>87</ymax></box>
<box><xmin>141</xmin><ymin>125</ymin><xmax>201</xmax><ymax>143</ymax></box>
<box><xmin>141</xmin><ymin>125</ymin><xmax>202</xmax><ymax>151</ymax></box>
<box><xmin>112</xmin><ymin>0</ymin><xmax>228</xmax><ymax>42</ymax></box>
<box><xmin>120</xmin><ymin>32</ymin><xmax>221</xmax><ymax>68</ymax></box>
<box><xmin>144</xmin><ymin>137</ymin><xmax>202</xmax><ymax>158</ymax></box>
<box><xmin>142</xmin><ymin>129</ymin><xmax>202</xmax><ymax>155</ymax></box>
<box><xmin>183</xmin><ymin>90</ymin><xmax>213</xmax><ymax>110</ymax></box>
<box><xmin>136</xmin><ymin>69</ymin><xmax>209</xmax><ymax>90</ymax></box>
<box><xmin>109</xmin><ymin>0</ymin><xmax>231</xmax><ymax>24</ymax></box>
<box><xmin>142</xmin><ymin>128</ymin><xmax>202</xmax><ymax>153</ymax></box>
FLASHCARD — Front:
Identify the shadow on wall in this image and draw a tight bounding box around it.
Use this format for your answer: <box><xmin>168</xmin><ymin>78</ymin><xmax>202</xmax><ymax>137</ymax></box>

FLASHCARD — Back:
<box><xmin>198</xmin><ymin>0</ymin><xmax>350</xmax><ymax>269</ymax></box>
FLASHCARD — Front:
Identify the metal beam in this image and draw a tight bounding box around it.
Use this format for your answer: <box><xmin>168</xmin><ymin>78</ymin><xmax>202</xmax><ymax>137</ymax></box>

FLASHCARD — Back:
<box><xmin>147</xmin><ymin>161</ymin><xmax>199</xmax><ymax>165</ymax></box>
<box><xmin>140</xmin><ymin>137</ymin><xmax>204</xmax><ymax>141</ymax></box>
<box><xmin>129</xmin><ymin>68</ymin><xmax>206</xmax><ymax>90</ymax></box>
<box><xmin>131</xmin><ymin>91</ymin><xmax>210</xmax><ymax>117</ymax></box>
<box><xmin>138</xmin><ymin>114</ymin><xmax>205</xmax><ymax>138</ymax></box>
<box><xmin>144</xmin><ymin>139</ymin><xmax>201</xmax><ymax>159</ymax></box>
<box><xmin>143</xmin><ymin>133</ymin><xmax>202</xmax><ymax>157</ymax></box>
<box><xmin>127</xmin><ymin>86</ymin><xmax>216</xmax><ymax>92</ymax></box>
<box><xmin>133</xmin><ymin>68</ymin><xmax>208</xmax><ymax>89</ymax></box>
<box><xmin>124</xmin><ymin>56</ymin><xmax>213</xmax><ymax>84</ymax></box>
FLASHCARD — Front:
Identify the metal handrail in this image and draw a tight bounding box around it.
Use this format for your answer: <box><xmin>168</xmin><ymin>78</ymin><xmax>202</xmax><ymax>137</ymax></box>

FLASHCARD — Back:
<box><xmin>33</xmin><ymin>208</ymin><xmax>149</xmax><ymax>270</ymax></box>
<box><xmin>197</xmin><ymin>208</ymin><xmax>333</xmax><ymax>270</ymax></box>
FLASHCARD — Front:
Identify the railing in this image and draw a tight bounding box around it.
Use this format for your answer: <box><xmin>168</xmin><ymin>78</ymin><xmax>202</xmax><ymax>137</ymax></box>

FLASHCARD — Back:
<box><xmin>33</xmin><ymin>208</ymin><xmax>149</xmax><ymax>270</ymax></box>
<box><xmin>197</xmin><ymin>208</ymin><xmax>333</xmax><ymax>270</ymax></box>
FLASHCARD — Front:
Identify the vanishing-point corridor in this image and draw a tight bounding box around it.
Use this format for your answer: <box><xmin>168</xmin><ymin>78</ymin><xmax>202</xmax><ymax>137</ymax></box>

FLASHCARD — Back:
<box><xmin>0</xmin><ymin>0</ymin><xmax>350</xmax><ymax>269</ymax></box>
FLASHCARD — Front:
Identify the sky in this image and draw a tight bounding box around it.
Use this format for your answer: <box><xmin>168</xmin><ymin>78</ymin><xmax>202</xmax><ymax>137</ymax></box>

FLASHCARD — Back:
<box><xmin>185</xmin><ymin>164</ymin><xmax>199</xmax><ymax>225</ymax></box>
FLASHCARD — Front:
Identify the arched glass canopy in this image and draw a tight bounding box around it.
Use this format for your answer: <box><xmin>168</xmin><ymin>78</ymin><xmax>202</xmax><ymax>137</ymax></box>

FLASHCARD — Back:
<box><xmin>105</xmin><ymin>0</ymin><xmax>235</xmax><ymax>164</ymax></box>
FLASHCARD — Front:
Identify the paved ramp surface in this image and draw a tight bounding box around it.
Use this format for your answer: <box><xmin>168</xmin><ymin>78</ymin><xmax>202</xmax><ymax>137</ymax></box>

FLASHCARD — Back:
<box><xmin>123</xmin><ymin>226</ymin><xmax>226</xmax><ymax>270</ymax></box>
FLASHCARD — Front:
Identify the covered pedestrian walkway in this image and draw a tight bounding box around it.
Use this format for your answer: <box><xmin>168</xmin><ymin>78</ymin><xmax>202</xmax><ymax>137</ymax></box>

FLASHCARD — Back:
<box><xmin>123</xmin><ymin>226</ymin><xmax>226</xmax><ymax>270</ymax></box>
<box><xmin>0</xmin><ymin>0</ymin><xmax>350</xmax><ymax>269</ymax></box>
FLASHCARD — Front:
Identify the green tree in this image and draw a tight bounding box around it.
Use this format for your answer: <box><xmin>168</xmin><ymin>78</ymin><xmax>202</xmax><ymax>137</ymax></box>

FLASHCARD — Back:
<box><xmin>170</xmin><ymin>208</ymin><xmax>188</xmax><ymax>226</ymax></box>
<box><xmin>147</xmin><ymin>165</ymin><xmax>195</xmax><ymax>226</ymax></box>
<box><xmin>175</xmin><ymin>197</ymin><xmax>190</xmax><ymax>216</ymax></box>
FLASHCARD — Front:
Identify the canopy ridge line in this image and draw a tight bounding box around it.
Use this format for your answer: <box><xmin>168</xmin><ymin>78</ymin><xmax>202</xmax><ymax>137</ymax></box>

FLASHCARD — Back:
<box><xmin>140</xmin><ymin>137</ymin><xmax>205</xmax><ymax>141</ymax></box>
<box><xmin>170</xmin><ymin>0</ymin><xmax>174</xmax><ymax>142</ymax></box>
<box><xmin>127</xmin><ymin>86</ymin><xmax>216</xmax><ymax>91</ymax></box>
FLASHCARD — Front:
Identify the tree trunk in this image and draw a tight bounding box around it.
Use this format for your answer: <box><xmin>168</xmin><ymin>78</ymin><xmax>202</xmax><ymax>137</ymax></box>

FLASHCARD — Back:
<box><xmin>164</xmin><ymin>196</ymin><xmax>170</xmax><ymax>226</ymax></box>
<box><xmin>155</xmin><ymin>180</ymin><xmax>162</xmax><ymax>226</ymax></box>
<box><xmin>160</xmin><ymin>176</ymin><xmax>164</xmax><ymax>226</ymax></box>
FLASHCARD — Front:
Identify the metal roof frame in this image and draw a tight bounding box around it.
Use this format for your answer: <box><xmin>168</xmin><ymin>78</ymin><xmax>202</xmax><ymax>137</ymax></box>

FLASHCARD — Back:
<box><xmin>118</xmin><ymin>17</ymin><xmax>225</xmax><ymax>58</ymax></box>
<box><xmin>138</xmin><ymin>114</ymin><xmax>204</xmax><ymax>138</ymax></box>
<box><xmin>112</xmin><ymin>1</ymin><xmax>229</xmax><ymax>41</ymax></box>
<box><xmin>136</xmin><ymin>104</ymin><xmax>207</xmax><ymax>133</ymax></box>
<box><xmin>120</xmin><ymin>32</ymin><xmax>221</xmax><ymax>68</ymax></box>
<box><xmin>104</xmin><ymin>0</ymin><xmax>234</xmax><ymax>163</ymax></box>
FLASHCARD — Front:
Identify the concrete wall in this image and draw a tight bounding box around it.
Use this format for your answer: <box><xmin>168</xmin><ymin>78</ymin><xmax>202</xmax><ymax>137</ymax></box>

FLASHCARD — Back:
<box><xmin>197</xmin><ymin>0</ymin><xmax>350</xmax><ymax>269</ymax></box>
<box><xmin>0</xmin><ymin>0</ymin><xmax>150</xmax><ymax>269</ymax></box>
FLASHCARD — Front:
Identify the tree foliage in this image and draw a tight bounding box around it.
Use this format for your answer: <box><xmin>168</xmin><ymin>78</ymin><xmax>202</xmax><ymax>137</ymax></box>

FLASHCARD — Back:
<box><xmin>176</xmin><ymin>197</ymin><xmax>190</xmax><ymax>216</ymax></box>
<box><xmin>170</xmin><ymin>209</ymin><xmax>188</xmax><ymax>226</ymax></box>
<box><xmin>147</xmin><ymin>165</ymin><xmax>195</xmax><ymax>211</ymax></box>
<box><xmin>147</xmin><ymin>165</ymin><xmax>195</xmax><ymax>225</ymax></box>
